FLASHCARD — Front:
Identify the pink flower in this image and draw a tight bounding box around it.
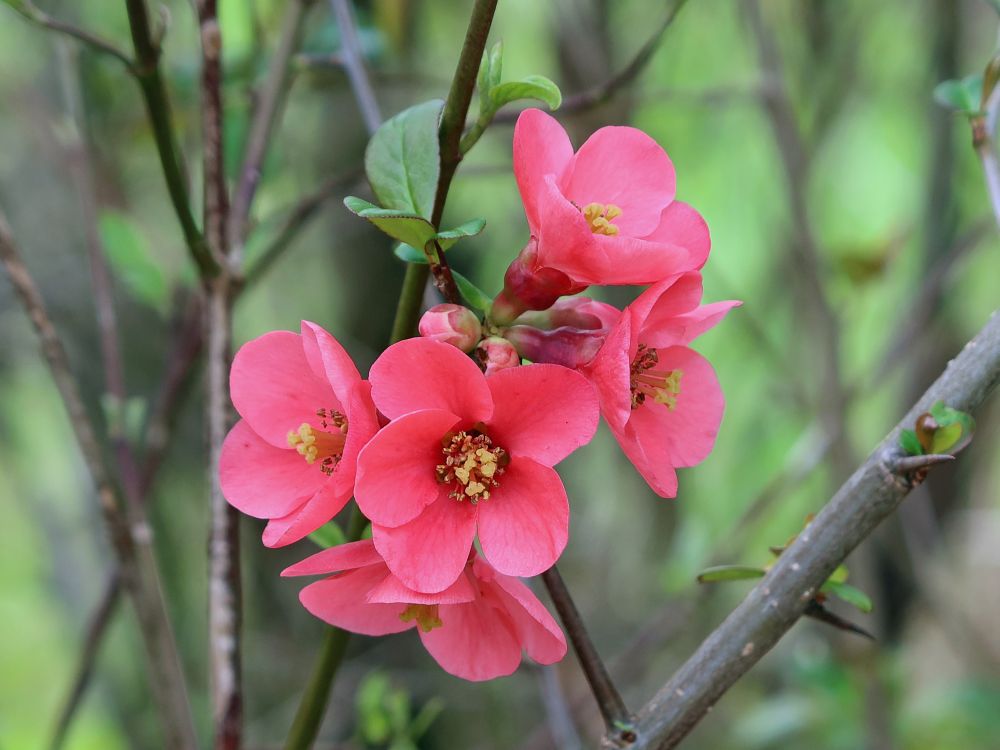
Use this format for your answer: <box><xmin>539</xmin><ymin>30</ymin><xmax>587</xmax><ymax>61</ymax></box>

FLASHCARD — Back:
<box><xmin>355</xmin><ymin>338</ymin><xmax>598</xmax><ymax>593</ymax></box>
<box><xmin>491</xmin><ymin>109</ymin><xmax>710</xmax><ymax>322</ymax></box>
<box><xmin>473</xmin><ymin>335</ymin><xmax>521</xmax><ymax>376</ymax></box>
<box><xmin>581</xmin><ymin>273</ymin><xmax>740</xmax><ymax>497</ymax></box>
<box><xmin>220</xmin><ymin>322</ymin><xmax>379</xmax><ymax>547</ymax></box>
<box><xmin>283</xmin><ymin>540</ymin><xmax>567</xmax><ymax>681</ymax></box>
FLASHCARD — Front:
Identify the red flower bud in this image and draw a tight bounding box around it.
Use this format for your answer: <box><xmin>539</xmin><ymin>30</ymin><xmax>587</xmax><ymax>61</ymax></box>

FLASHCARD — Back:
<box><xmin>503</xmin><ymin>325</ymin><xmax>606</xmax><ymax>369</ymax></box>
<box><xmin>418</xmin><ymin>304</ymin><xmax>482</xmax><ymax>353</ymax></box>
<box><xmin>489</xmin><ymin>239</ymin><xmax>585</xmax><ymax>325</ymax></box>
<box><xmin>474</xmin><ymin>336</ymin><xmax>521</xmax><ymax>376</ymax></box>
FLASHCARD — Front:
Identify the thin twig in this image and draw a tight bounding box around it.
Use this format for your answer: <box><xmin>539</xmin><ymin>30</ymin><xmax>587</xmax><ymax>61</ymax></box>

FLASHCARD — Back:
<box><xmin>124</xmin><ymin>0</ymin><xmax>219</xmax><ymax>276</ymax></box>
<box><xmin>0</xmin><ymin>210</ymin><xmax>197</xmax><ymax>748</ymax></box>
<box><xmin>492</xmin><ymin>0</ymin><xmax>690</xmax><ymax>126</ymax></box>
<box><xmin>48</xmin><ymin>570</ymin><xmax>123</xmax><ymax>750</ymax></box>
<box><xmin>328</xmin><ymin>0</ymin><xmax>382</xmax><ymax>134</ymax></box>
<box><xmin>230</xmin><ymin>0</ymin><xmax>316</xmax><ymax>265</ymax></box>
<box><xmin>195</xmin><ymin>1</ymin><xmax>243</xmax><ymax>746</ymax></box>
<box><xmin>971</xmin><ymin>84</ymin><xmax>1000</xmax><ymax>232</ymax></box>
<box><xmin>626</xmin><ymin>308</ymin><xmax>1000</xmax><ymax>750</ymax></box>
<box><xmin>5</xmin><ymin>1</ymin><xmax>134</xmax><ymax>68</ymax></box>
<box><xmin>541</xmin><ymin>567</ymin><xmax>633</xmax><ymax>742</ymax></box>
<box><xmin>537</xmin><ymin>666</ymin><xmax>583</xmax><ymax>750</ymax></box>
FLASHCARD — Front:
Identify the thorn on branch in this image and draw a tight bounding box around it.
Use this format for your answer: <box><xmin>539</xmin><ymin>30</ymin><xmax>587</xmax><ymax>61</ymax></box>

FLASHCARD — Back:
<box><xmin>892</xmin><ymin>452</ymin><xmax>955</xmax><ymax>475</ymax></box>
<box><xmin>803</xmin><ymin>599</ymin><xmax>875</xmax><ymax>641</ymax></box>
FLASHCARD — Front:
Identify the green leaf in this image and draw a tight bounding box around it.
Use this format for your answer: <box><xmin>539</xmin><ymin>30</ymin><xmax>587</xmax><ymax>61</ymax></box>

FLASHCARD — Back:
<box><xmin>308</xmin><ymin>522</ymin><xmax>346</xmax><ymax>549</ymax></box>
<box><xmin>433</xmin><ymin>217</ymin><xmax>486</xmax><ymax>251</ymax></box>
<box><xmin>933</xmin><ymin>75</ymin><xmax>983</xmax><ymax>115</ymax></box>
<box><xmin>98</xmin><ymin>211</ymin><xmax>168</xmax><ymax>312</ymax></box>
<box><xmin>452</xmin><ymin>270</ymin><xmax>493</xmax><ymax>314</ymax></box>
<box><xmin>821</xmin><ymin>580</ymin><xmax>873</xmax><ymax>614</ymax></box>
<box><xmin>696</xmin><ymin>565</ymin><xmax>767</xmax><ymax>584</ymax></box>
<box><xmin>344</xmin><ymin>196</ymin><xmax>436</xmax><ymax>250</ymax></box>
<box><xmin>390</xmin><ymin>218</ymin><xmax>486</xmax><ymax>264</ymax></box>
<box><xmin>364</xmin><ymin>99</ymin><xmax>443</xmax><ymax>219</ymax></box>
<box><xmin>900</xmin><ymin>428</ymin><xmax>924</xmax><ymax>456</ymax></box>
<box><xmin>928</xmin><ymin>401</ymin><xmax>976</xmax><ymax>454</ymax></box>
<box><xmin>490</xmin><ymin>75</ymin><xmax>562</xmax><ymax>111</ymax></box>
<box><xmin>827</xmin><ymin>564</ymin><xmax>849</xmax><ymax>584</ymax></box>
<box><xmin>477</xmin><ymin>41</ymin><xmax>503</xmax><ymax>114</ymax></box>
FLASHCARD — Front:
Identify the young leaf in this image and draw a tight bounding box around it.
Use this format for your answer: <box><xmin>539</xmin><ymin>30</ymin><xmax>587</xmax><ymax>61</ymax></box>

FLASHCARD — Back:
<box><xmin>393</xmin><ymin>243</ymin><xmax>426</xmax><ymax>264</ymax></box>
<box><xmin>452</xmin><ymin>270</ymin><xmax>493</xmax><ymax>314</ymax></box>
<box><xmin>364</xmin><ymin>99</ymin><xmax>443</xmax><ymax>219</ymax></box>
<box><xmin>433</xmin><ymin>217</ymin><xmax>486</xmax><ymax>251</ymax></box>
<box><xmin>477</xmin><ymin>41</ymin><xmax>503</xmax><ymax>114</ymax></box>
<box><xmin>98</xmin><ymin>211</ymin><xmax>168</xmax><ymax>312</ymax></box>
<box><xmin>933</xmin><ymin>75</ymin><xmax>983</xmax><ymax>115</ymax></box>
<box><xmin>308</xmin><ymin>522</ymin><xmax>346</xmax><ymax>549</ymax></box>
<box><xmin>821</xmin><ymin>580</ymin><xmax>873</xmax><ymax>613</ymax></box>
<box><xmin>490</xmin><ymin>75</ymin><xmax>562</xmax><ymax>111</ymax></box>
<box><xmin>827</xmin><ymin>564</ymin><xmax>849</xmax><ymax>584</ymax></box>
<box><xmin>696</xmin><ymin>565</ymin><xmax>767</xmax><ymax>583</ymax></box>
<box><xmin>344</xmin><ymin>196</ymin><xmax>436</xmax><ymax>250</ymax></box>
<box><xmin>899</xmin><ymin>428</ymin><xmax>924</xmax><ymax>457</ymax></box>
<box><xmin>928</xmin><ymin>401</ymin><xmax>976</xmax><ymax>454</ymax></box>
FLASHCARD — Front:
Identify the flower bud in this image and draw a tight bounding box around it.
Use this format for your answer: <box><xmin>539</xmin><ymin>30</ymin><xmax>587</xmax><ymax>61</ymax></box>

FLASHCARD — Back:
<box><xmin>474</xmin><ymin>336</ymin><xmax>521</xmax><ymax>376</ymax></box>
<box><xmin>503</xmin><ymin>325</ymin><xmax>606</xmax><ymax>369</ymax></box>
<box><xmin>418</xmin><ymin>304</ymin><xmax>482</xmax><ymax>353</ymax></box>
<box><xmin>514</xmin><ymin>296</ymin><xmax>621</xmax><ymax>331</ymax></box>
<box><xmin>489</xmin><ymin>238</ymin><xmax>586</xmax><ymax>325</ymax></box>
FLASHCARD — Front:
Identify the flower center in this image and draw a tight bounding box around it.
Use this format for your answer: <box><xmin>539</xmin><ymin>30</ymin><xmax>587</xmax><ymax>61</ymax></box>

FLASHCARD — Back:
<box><xmin>399</xmin><ymin>604</ymin><xmax>443</xmax><ymax>632</ymax></box>
<box><xmin>582</xmin><ymin>202</ymin><xmax>622</xmax><ymax>236</ymax></box>
<box><xmin>435</xmin><ymin>427</ymin><xmax>509</xmax><ymax>504</ymax></box>
<box><xmin>630</xmin><ymin>345</ymin><xmax>683</xmax><ymax>410</ymax></box>
<box><xmin>286</xmin><ymin>408</ymin><xmax>348</xmax><ymax>476</ymax></box>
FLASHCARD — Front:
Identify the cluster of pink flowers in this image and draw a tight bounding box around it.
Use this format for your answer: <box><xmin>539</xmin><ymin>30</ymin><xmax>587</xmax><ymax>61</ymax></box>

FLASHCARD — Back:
<box><xmin>220</xmin><ymin>110</ymin><xmax>738</xmax><ymax>681</ymax></box>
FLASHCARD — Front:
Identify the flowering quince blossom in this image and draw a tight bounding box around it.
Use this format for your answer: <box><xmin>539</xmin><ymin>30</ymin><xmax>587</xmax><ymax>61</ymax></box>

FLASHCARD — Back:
<box><xmin>283</xmin><ymin>539</ymin><xmax>567</xmax><ymax>681</ymax></box>
<box><xmin>581</xmin><ymin>272</ymin><xmax>740</xmax><ymax>498</ymax></box>
<box><xmin>219</xmin><ymin>322</ymin><xmax>379</xmax><ymax>547</ymax></box>
<box><xmin>491</xmin><ymin>109</ymin><xmax>711</xmax><ymax>323</ymax></box>
<box><xmin>355</xmin><ymin>337</ymin><xmax>599</xmax><ymax>593</ymax></box>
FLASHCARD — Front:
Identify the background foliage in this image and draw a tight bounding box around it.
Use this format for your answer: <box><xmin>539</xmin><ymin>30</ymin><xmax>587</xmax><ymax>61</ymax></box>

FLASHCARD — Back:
<box><xmin>1</xmin><ymin>1</ymin><xmax>999</xmax><ymax>748</ymax></box>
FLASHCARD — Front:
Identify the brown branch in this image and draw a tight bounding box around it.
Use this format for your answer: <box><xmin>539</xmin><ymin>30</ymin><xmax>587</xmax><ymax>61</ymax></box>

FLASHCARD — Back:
<box><xmin>5</xmin><ymin>1</ymin><xmax>134</xmax><ymax>68</ymax></box>
<box><xmin>328</xmin><ymin>0</ymin><xmax>382</xmax><ymax>134</ymax></box>
<box><xmin>48</xmin><ymin>570</ymin><xmax>122</xmax><ymax>750</ymax></box>
<box><xmin>230</xmin><ymin>0</ymin><xmax>316</xmax><ymax>262</ymax></box>
<box><xmin>541</xmin><ymin>567</ymin><xmax>633</xmax><ymax>742</ymax></box>
<box><xmin>196</xmin><ymin>1</ymin><xmax>243</xmax><ymax>746</ymax></box>
<box><xmin>971</xmin><ymin>85</ymin><xmax>1000</xmax><ymax>232</ymax></box>
<box><xmin>625</xmin><ymin>308</ymin><xmax>1000</xmax><ymax>750</ymax></box>
<box><xmin>0</xmin><ymin>209</ymin><xmax>197</xmax><ymax>748</ymax></box>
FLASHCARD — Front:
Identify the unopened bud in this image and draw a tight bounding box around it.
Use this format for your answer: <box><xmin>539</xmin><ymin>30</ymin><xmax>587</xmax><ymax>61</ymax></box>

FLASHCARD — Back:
<box><xmin>490</xmin><ymin>238</ymin><xmax>586</xmax><ymax>325</ymax></box>
<box><xmin>503</xmin><ymin>325</ymin><xmax>606</xmax><ymax>369</ymax></box>
<box><xmin>418</xmin><ymin>304</ymin><xmax>482</xmax><ymax>352</ymax></box>
<box><xmin>474</xmin><ymin>336</ymin><xmax>521</xmax><ymax>376</ymax></box>
<box><xmin>514</xmin><ymin>296</ymin><xmax>621</xmax><ymax>331</ymax></box>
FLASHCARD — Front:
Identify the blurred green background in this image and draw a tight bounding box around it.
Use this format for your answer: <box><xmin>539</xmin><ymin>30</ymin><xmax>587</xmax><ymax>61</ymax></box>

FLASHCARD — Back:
<box><xmin>2</xmin><ymin>0</ymin><xmax>1000</xmax><ymax>748</ymax></box>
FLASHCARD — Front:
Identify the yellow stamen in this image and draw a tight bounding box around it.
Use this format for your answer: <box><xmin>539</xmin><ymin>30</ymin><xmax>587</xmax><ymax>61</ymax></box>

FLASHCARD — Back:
<box><xmin>399</xmin><ymin>604</ymin><xmax>443</xmax><ymax>632</ymax></box>
<box><xmin>286</xmin><ymin>415</ymin><xmax>348</xmax><ymax>475</ymax></box>
<box><xmin>435</xmin><ymin>429</ymin><xmax>508</xmax><ymax>504</ymax></box>
<box><xmin>581</xmin><ymin>202</ymin><xmax>622</xmax><ymax>236</ymax></box>
<box><xmin>629</xmin><ymin>345</ymin><xmax>683</xmax><ymax>411</ymax></box>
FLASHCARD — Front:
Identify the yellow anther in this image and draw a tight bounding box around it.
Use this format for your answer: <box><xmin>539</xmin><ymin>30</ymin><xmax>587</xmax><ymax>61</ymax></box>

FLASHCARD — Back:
<box><xmin>287</xmin><ymin>423</ymin><xmax>319</xmax><ymax>464</ymax></box>
<box><xmin>629</xmin><ymin>344</ymin><xmax>684</xmax><ymax>411</ymax></box>
<box><xmin>287</xmin><ymin>414</ymin><xmax>348</xmax><ymax>473</ymax></box>
<box><xmin>436</xmin><ymin>429</ymin><xmax>508</xmax><ymax>504</ymax></box>
<box><xmin>580</xmin><ymin>202</ymin><xmax>622</xmax><ymax>236</ymax></box>
<box><xmin>399</xmin><ymin>604</ymin><xmax>443</xmax><ymax>633</ymax></box>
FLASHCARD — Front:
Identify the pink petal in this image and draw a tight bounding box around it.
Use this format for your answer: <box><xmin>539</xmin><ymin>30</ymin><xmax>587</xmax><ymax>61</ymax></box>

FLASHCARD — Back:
<box><xmin>484</xmin><ymin>565</ymin><xmax>567</xmax><ymax>665</ymax></box>
<box><xmin>299</xmin><ymin>565</ymin><xmax>412</xmax><ymax>636</ymax></box>
<box><xmin>513</xmin><ymin>109</ymin><xmax>574</xmax><ymax>232</ymax></box>
<box><xmin>372</xmin><ymin>493</ymin><xmax>478</xmax><ymax>594</ymax></box>
<box><xmin>331</xmin><ymin>380</ymin><xmax>380</xmax><ymax>501</ymax></box>
<box><xmin>577</xmin><ymin>233</ymin><xmax>697</xmax><ymax>286</ymax></box>
<box><xmin>628</xmin><ymin>272</ymin><xmax>702</xmax><ymax>340</ymax></box>
<box><xmin>262</xmin><ymin>481</ymin><xmax>351</xmax><ymax>548</ymax></box>
<box><xmin>581</xmin><ymin>313</ymin><xmax>633</xmax><ymax>431</ymax></box>
<box><xmin>559</xmin><ymin>125</ymin><xmax>676</xmax><ymax>237</ymax></box>
<box><xmin>369</xmin><ymin>338</ymin><xmax>493</xmax><ymax>422</ymax></box>
<box><xmin>616</xmin><ymin>346</ymin><xmax>724</xmax><ymax>497</ymax></box>
<box><xmin>477</xmin><ymin>458</ymin><xmax>568</xmax><ymax>578</ymax></box>
<box><xmin>355</xmin><ymin>409</ymin><xmax>461</xmax><ymax>528</ymax></box>
<box><xmin>219</xmin><ymin>419</ymin><xmax>323</xmax><ymax>519</ymax></box>
<box><xmin>642</xmin><ymin>200</ymin><xmax>711</xmax><ymax>269</ymax></box>
<box><xmin>230</xmin><ymin>331</ymin><xmax>339</xmax><ymax>448</ymax></box>
<box><xmin>485</xmin><ymin>364</ymin><xmax>598</xmax><ymax>466</ymax></box>
<box><xmin>367</xmin><ymin>567</ymin><xmax>476</xmax><ymax>605</ymax></box>
<box><xmin>641</xmin><ymin>300</ymin><xmax>742</xmax><ymax>350</ymax></box>
<box><xmin>532</xmin><ymin>176</ymin><xmax>603</xmax><ymax>282</ymax></box>
<box><xmin>282</xmin><ymin>539</ymin><xmax>385</xmax><ymax>576</ymax></box>
<box><xmin>418</xmin><ymin>600</ymin><xmax>522</xmax><ymax>681</ymax></box>
<box><xmin>300</xmin><ymin>321</ymin><xmax>362</xmax><ymax>406</ymax></box>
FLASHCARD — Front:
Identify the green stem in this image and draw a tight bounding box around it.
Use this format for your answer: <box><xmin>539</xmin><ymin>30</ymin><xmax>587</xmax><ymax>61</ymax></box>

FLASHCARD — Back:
<box><xmin>390</xmin><ymin>263</ymin><xmax>432</xmax><ymax>342</ymax></box>
<box><xmin>123</xmin><ymin>0</ymin><xmax>219</xmax><ymax>277</ymax></box>
<box><xmin>282</xmin><ymin>507</ymin><xmax>368</xmax><ymax>750</ymax></box>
